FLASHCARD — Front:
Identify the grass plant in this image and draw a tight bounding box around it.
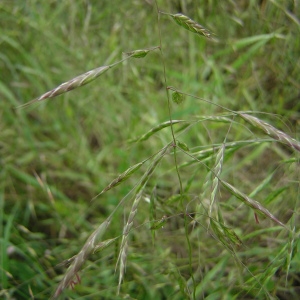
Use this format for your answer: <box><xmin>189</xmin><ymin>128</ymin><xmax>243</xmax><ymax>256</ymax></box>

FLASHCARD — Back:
<box><xmin>1</xmin><ymin>1</ymin><xmax>299</xmax><ymax>299</ymax></box>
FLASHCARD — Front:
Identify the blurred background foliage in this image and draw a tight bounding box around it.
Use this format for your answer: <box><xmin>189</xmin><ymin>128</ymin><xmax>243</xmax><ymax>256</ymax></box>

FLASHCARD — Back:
<box><xmin>0</xmin><ymin>0</ymin><xmax>299</xmax><ymax>299</ymax></box>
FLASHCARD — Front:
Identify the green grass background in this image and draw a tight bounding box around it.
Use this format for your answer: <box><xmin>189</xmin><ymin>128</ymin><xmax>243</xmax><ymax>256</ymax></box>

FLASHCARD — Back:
<box><xmin>1</xmin><ymin>0</ymin><xmax>299</xmax><ymax>299</ymax></box>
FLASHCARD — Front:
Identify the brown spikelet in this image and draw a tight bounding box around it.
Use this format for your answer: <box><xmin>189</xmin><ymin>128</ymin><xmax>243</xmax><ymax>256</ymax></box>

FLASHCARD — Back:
<box><xmin>221</xmin><ymin>181</ymin><xmax>288</xmax><ymax>229</ymax></box>
<box><xmin>117</xmin><ymin>146</ymin><xmax>168</xmax><ymax>293</ymax></box>
<box><xmin>92</xmin><ymin>161</ymin><xmax>145</xmax><ymax>200</ymax></box>
<box><xmin>239</xmin><ymin>113</ymin><xmax>300</xmax><ymax>152</ymax></box>
<box><xmin>17</xmin><ymin>65</ymin><xmax>110</xmax><ymax>108</ymax></box>
<box><xmin>53</xmin><ymin>219</ymin><xmax>110</xmax><ymax>298</ymax></box>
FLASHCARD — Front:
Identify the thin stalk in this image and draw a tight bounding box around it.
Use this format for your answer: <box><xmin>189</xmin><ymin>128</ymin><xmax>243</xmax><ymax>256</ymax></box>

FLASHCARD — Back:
<box><xmin>154</xmin><ymin>2</ymin><xmax>183</xmax><ymax>197</ymax></box>
<box><xmin>154</xmin><ymin>2</ymin><xmax>193</xmax><ymax>298</ymax></box>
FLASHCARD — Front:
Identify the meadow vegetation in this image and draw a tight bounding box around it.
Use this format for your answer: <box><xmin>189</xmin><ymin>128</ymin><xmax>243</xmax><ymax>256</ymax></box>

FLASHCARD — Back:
<box><xmin>0</xmin><ymin>0</ymin><xmax>299</xmax><ymax>299</ymax></box>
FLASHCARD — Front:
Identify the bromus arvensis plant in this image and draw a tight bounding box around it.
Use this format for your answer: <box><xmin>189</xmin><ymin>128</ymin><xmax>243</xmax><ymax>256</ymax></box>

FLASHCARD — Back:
<box><xmin>14</xmin><ymin>2</ymin><xmax>299</xmax><ymax>299</ymax></box>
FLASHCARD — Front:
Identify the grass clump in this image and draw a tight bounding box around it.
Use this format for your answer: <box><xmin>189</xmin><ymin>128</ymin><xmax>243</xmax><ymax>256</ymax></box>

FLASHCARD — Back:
<box><xmin>1</xmin><ymin>1</ymin><xmax>299</xmax><ymax>299</ymax></box>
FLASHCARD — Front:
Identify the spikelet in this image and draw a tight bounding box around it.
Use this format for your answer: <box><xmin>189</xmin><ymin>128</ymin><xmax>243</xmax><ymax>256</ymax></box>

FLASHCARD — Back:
<box><xmin>124</xmin><ymin>46</ymin><xmax>160</xmax><ymax>58</ymax></box>
<box><xmin>221</xmin><ymin>181</ymin><xmax>287</xmax><ymax>229</ymax></box>
<box><xmin>53</xmin><ymin>219</ymin><xmax>111</xmax><ymax>298</ymax></box>
<box><xmin>117</xmin><ymin>146</ymin><xmax>168</xmax><ymax>293</ymax></box>
<box><xmin>92</xmin><ymin>161</ymin><xmax>145</xmax><ymax>200</ymax></box>
<box><xmin>165</xmin><ymin>12</ymin><xmax>213</xmax><ymax>39</ymax></box>
<box><xmin>130</xmin><ymin>120</ymin><xmax>186</xmax><ymax>142</ymax></box>
<box><xmin>239</xmin><ymin>113</ymin><xmax>300</xmax><ymax>152</ymax></box>
<box><xmin>17</xmin><ymin>46</ymin><xmax>160</xmax><ymax>109</ymax></box>
<box><xmin>209</xmin><ymin>144</ymin><xmax>225</xmax><ymax>220</ymax></box>
<box><xmin>17</xmin><ymin>66</ymin><xmax>110</xmax><ymax>108</ymax></box>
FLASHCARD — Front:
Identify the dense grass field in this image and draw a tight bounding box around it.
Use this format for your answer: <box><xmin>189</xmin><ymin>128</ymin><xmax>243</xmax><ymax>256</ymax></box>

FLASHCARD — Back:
<box><xmin>1</xmin><ymin>1</ymin><xmax>299</xmax><ymax>299</ymax></box>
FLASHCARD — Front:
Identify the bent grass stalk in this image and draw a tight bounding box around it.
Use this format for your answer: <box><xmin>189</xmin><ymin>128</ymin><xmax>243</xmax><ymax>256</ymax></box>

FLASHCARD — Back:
<box><xmin>18</xmin><ymin>4</ymin><xmax>298</xmax><ymax>298</ymax></box>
